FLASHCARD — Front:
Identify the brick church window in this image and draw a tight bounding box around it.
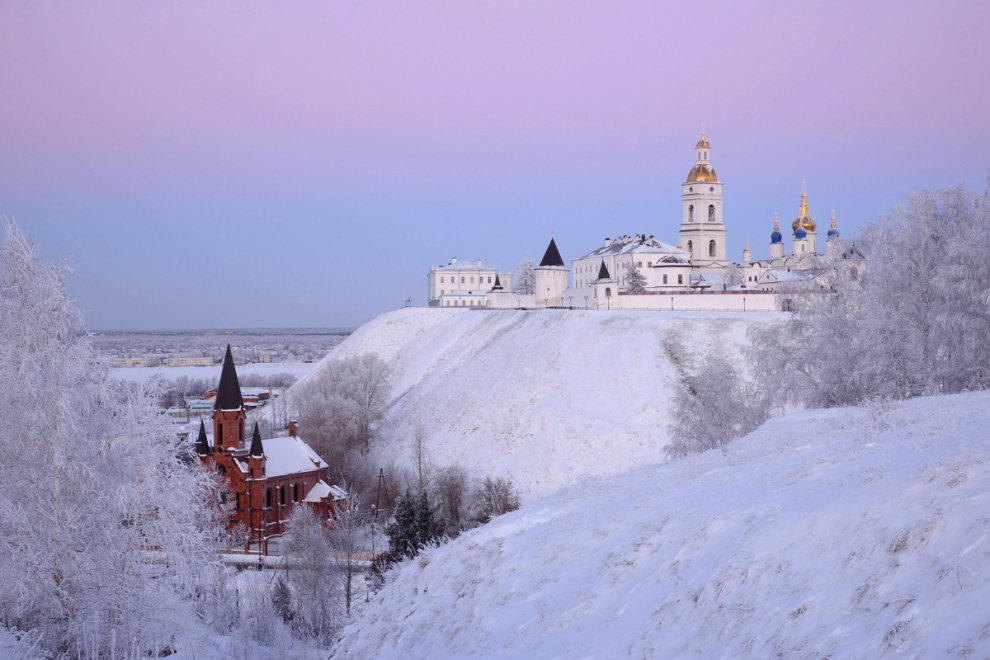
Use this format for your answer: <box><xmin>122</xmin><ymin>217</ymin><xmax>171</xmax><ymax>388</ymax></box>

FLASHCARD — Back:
<box><xmin>292</xmin><ymin>484</ymin><xmax>299</xmax><ymax>502</ymax></box>
<box><xmin>279</xmin><ymin>486</ymin><xmax>286</xmax><ymax>507</ymax></box>
<box><xmin>266</xmin><ymin>489</ymin><xmax>273</xmax><ymax>509</ymax></box>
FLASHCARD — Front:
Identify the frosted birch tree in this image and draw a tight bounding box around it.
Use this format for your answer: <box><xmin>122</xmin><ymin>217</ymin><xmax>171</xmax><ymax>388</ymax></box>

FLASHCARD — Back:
<box><xmin>0</xmin><ymin>219</ymin><xmax>224</xmax><ymax>656</ymax></box>
<box><xmin>512</xmin><ymin>259</ymin><xmax>536</xmax><ymax>294</ymax></box>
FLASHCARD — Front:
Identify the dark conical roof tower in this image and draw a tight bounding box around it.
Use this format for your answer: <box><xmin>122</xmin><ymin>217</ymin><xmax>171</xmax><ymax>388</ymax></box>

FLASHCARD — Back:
<box><xmin>195</xmin><ymin>418</ymin><xmax>209</xmax><ymax>455</ymax></box>
<box><xmin>492</xmin><ymin>274</ymin><xmax>503</xmax><ymax>291</ymax></box>
<box><xmin>539</xmin><ymin>238</ymin><xmax>565</xmax><ymax>267</ymax></box>
<box><xmin>597</xmin><ymin>259</ymin><xmax>611</xmax><ymax>280</ymax></box>
<box><xmin>214</xmin><ymin>343</ymin><xmax>244</xmax><ymax>411</ymax></box>
<box><xmin>249</xmin><ymin>421</ymin><xmax>264</xmax><ymax>457</ymax></box>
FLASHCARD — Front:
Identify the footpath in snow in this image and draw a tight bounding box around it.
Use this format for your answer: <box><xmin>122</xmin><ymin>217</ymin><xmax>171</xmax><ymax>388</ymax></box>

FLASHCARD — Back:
<box><xmin>334</xmin><ymin>390</ymin><xmax>990</xmax><ymax>658</ymax></box>
<box><xmin>297</xmin><ymin>307</ymin><xmax>782</xmax><ymax>498</ymax></box>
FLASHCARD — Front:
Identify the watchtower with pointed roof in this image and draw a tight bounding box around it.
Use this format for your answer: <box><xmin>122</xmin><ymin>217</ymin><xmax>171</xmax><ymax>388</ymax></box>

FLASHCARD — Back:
<box><xmin>678</xmin><ymin>131</ymin><xmax>727</xmax><ymax>267</ymax></box>
<box><xmin>534</xmin><ymin>237</ymin><xmax>568</xmax><ymax>308</ymax></box>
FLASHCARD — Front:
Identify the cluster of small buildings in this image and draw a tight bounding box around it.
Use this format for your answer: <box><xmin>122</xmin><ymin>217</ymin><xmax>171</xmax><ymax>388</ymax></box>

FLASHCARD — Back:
<box><xmin>427</xmin><ymin>132</ymin><xmax>861</xmax><ymax>312</ymax></box>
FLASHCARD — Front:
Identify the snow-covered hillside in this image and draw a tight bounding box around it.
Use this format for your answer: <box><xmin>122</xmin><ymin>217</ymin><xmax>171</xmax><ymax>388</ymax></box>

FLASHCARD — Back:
<box><xmin>334</xmin><ymin>391</ymin><xmax>990</xmax><ymax>658</ymax></box>
<box><xmin>298</xmin><ymin>308</ymin><xmax>782</xmax><ymax>497</ymax></box>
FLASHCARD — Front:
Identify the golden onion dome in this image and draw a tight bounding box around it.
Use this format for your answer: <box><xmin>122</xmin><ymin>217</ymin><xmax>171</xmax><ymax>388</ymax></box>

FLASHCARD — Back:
<box><xmin>791</xmin><ymin>192</ymin><xmax>816</xmax><ymax>232</ymax></box>
<box><xmin>686</xmin><ymin>163</ymin><xmax>718</xmax><ymax>183</ymax></box>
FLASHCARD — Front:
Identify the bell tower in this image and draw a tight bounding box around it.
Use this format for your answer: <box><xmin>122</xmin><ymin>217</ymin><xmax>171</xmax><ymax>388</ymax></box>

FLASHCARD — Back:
<box><xmin>677</xmin><ymin>130</ymin><xmax>727</xmax><ymax>267</ymax></box>
<box><xmin>212</xmin><ymin>343</ymin><xmax>245</xmax><ymax>452</ymax></box>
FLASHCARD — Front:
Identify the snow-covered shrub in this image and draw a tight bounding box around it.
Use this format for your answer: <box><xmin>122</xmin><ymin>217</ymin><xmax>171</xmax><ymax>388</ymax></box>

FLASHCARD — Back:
<box><xmin>474</xmin><ymin>476</ymin><xmax>522</xmax><ymax>523</ymax></box>
<box><xmin>431</xmin><ymin>465</ymin><xmax>470</xmax><ymax>537</ymax></box>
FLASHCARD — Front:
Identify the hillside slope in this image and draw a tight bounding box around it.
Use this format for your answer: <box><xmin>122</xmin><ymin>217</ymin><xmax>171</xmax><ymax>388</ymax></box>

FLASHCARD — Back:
<box><xmin>333</xmin><ymin>391</ymin><xmax>990</xmax><ymax>658</ymax></box>
<box><xmin>298</xmin><ymin>308</ymin><xmax>782</xmax><ymax>497</ymax></box>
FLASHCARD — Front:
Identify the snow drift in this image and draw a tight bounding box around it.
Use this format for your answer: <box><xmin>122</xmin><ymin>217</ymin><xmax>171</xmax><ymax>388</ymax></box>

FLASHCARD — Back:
<box><xmin>298</xmin><ymin>308</ymin><xmax>782</xmax><ymax>497</ymax></box>
<box><xmin>334</xmin><ymin>390</ymin><xmax>990</xmax><ymax>658</ymax></box>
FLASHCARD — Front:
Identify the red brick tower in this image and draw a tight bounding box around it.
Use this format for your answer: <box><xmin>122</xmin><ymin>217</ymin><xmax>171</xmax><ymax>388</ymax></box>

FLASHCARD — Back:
<box><xmin>213</xmin><ymin>343</ymin><xmax>245</xmax><ymax>452</ymax></box>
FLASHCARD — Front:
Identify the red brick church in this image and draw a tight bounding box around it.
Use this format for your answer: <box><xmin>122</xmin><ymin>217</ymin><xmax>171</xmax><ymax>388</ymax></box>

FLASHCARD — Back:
<box><xmin>196</xmin><ymin>344</ymin><xmax>344</xmax><ymax>553</ymax></box>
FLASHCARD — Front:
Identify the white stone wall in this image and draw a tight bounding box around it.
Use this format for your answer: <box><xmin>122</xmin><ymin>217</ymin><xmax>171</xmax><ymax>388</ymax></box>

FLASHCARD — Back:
<box><xmin>612</xmin><ymin>292</ymin><xmax>779</xmax><ymax>312</ymax></box>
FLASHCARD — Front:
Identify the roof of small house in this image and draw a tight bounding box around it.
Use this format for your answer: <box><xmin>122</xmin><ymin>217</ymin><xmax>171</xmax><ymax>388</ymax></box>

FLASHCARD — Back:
<box><xmin>304</xmin><ymin>480</ymin><xmax>349</xmax><ymax>503</ymax></box>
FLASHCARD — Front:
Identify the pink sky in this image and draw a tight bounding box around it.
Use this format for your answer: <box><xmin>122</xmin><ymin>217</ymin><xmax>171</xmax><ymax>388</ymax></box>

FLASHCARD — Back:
<box><xmin>1</xmin><ymin>1</ymin><xmax>988</xmax><ymax>327</ymax></box>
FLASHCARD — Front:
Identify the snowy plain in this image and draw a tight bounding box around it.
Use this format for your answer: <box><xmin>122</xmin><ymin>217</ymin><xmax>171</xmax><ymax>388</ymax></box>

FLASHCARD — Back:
<box><xmin>110</xmin><ymin>361</ymin><xmax>318</xmax><ymax>385</ymax></box>
<box><xmin>296</xmin><ymin>308</ymin><xmax>784</xmax><ymax>498</ymax></box>
<box><xmin>334</xmin><ymin>390</ymin><xmax>990</xmax><ymax>658</ymax></box>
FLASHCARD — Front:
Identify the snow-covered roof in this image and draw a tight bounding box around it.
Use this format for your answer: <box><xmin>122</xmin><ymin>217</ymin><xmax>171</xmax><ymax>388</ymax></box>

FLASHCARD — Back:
<box><xmin>303</xmin><ymin>480</ymin><xmax>349</xmax><ymax>503</ymax></box>
<box><xmin>303</xmin><ymin>480</ymin><xmax>331</xmax><ymax>503</ymax></box>
<box><xmin>577</xmin><ymin>235</ymin><xmax>688</xmax><ymax>261</ymax></box>
<box><xmin>261</xmin><ymin>435</ymin><xmax>329</xmax><ymax>478</ymax></box>
<box><xmin>432</xmin><ymin>259</ymin><xmax>498</xmax><ymax>272</ymax></box>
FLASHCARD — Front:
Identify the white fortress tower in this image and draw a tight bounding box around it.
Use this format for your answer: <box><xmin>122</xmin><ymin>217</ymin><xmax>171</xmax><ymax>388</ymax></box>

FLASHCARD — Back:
<box><xmin>678</xmin><ymin>131</ymin><xmax>727</xmax><ymax>267</ymax></box>
<box><xmin>534</xmin><ymin>238</ymin><xmax>568</xmax><ymax>308</ymax></box>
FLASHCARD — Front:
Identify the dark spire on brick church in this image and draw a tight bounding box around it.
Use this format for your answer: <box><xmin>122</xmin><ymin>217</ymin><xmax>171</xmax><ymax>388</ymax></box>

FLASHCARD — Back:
<box><xmin>214</xmin><ymin>343</ymin><xmax>243</xmax><ymax>411</ymax></box>
<box><xmin>195</xmin><ymin>418</ymin><xmax>209</xmax><ymax>455</ymax></box>
<box><xmin>539</xmin><ymin>238</ymin><xmax>565</xmax><ymax>267</ymax></box>
<box><xmin>249</xmin><ymin>421</ymin><xmax>264</xmax><ymax>458</ymax></box>
<box><xmin>597</xmin><ymin>259</ymin><xmax>611</xmax><ymax>280</ymax></box>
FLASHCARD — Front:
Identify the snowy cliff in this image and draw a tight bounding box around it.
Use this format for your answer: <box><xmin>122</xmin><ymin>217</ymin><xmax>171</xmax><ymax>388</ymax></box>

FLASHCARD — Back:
<box><xmin>334</xmin><ymin>391</ymin><xmax>990</xmax><ymax>658</ymax></box>
<box><xmin>300</xmin><ymin>308</ymin><xmax>783</xmax><ymax>497</ymax></box>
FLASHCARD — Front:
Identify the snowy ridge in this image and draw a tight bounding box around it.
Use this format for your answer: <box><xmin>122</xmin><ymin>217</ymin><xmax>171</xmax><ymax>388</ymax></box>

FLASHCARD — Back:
<box><xmin>301</xmin><ymin>308</ymin><xmax>783</xmax><ymax>497</ymax></box>
<box><xmin>334</xmin><ymin>391</ymin><xmax>990</xmax><ymax>658</ymax></box>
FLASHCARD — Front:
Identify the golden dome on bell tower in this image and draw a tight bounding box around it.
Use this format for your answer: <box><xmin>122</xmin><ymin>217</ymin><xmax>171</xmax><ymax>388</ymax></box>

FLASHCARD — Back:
<box><xmin>686</xmin><ymin>163</ymin><xmax>718</xmax><ymax>183</ymax></box>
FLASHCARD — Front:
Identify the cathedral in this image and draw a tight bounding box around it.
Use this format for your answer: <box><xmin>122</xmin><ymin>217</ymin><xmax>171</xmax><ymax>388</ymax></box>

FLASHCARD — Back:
<box><xmin>429</xmin><ymin>131</ymin><xmax>854</xmax><ymax>312</ymax></box>
<box><xmin>196</xmin><ymin>344</ymin><xmax>345</xmax><ymax>554</ymax></box>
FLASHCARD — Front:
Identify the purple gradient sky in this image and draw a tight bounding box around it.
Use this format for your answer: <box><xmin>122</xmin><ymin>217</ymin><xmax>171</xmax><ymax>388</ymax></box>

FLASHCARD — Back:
<box><xmin>2</xmin><ymin>1</ymin><xmax>988</xmax><ymax>329</ymax></box>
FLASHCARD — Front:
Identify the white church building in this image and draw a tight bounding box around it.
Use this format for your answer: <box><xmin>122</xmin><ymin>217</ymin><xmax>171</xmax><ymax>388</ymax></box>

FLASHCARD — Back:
<box><xmin>428</xmin><ymin>132</ymin><xmax>853</xmax><ymax>312</ymax></box>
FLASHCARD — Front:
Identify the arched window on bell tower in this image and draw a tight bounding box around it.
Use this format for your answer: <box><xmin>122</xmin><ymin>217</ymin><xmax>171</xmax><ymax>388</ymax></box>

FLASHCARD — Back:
<box><xmin>708</xmin><ymin>205</ymin><xmax>715</xmax><ymax>222</ymax></box>
<box><xmin>689</xmin><ymin>205</ymin><xmax>694</xmax><ymax>222</ymax></box>
<box><xmin>687</xmin><ymin>240</ymin><xmax>693</xmax><ymax>255</ymax></box>
<box><xmin>709</xmin><ymin>240</ymin><xmax>716</xmax><ymax>257</ymax></box>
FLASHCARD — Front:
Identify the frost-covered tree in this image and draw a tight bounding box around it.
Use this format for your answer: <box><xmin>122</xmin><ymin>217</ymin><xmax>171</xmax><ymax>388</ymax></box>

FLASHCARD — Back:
<box><xmin>284</xmin><ymin>507</ymin><xmax>341</xmax><ymax>645</ymax></box>
<box><xmin>0</xmin><ymin>219</ymin><xmax>223</xmax><ymax>656</ymax></box>
<box><xmin>626</xmin><ymin>267</ymin><xmax>647</xmax><ymax>293</ymax></box>
<box><xmin>328</xmin><ymin>486</ymin><xmax>364</xmax><ymax>616</ymax></box>
<box><xmin>666</xmin><ymin>356</ymin><xmax>769</xmax><ymax>457</ymax></box>
<box><xmin>512</xmin><ymin>259</ymin><xmax>536</xmax><ymax>295</ymax></box>
<box><xmin>370</xmin><ymin>489</ymin><xmax>446</xmax><ymax>585</ymax></box>
<box><xmin>751</xmin><ymin>182</ymin><xmax>990</xmax><ymax>408</ymax></box>
<box><xmin>291</xmin><ymin>352</ymin><xmax>390</xmax><ymax>462</ymax></box>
